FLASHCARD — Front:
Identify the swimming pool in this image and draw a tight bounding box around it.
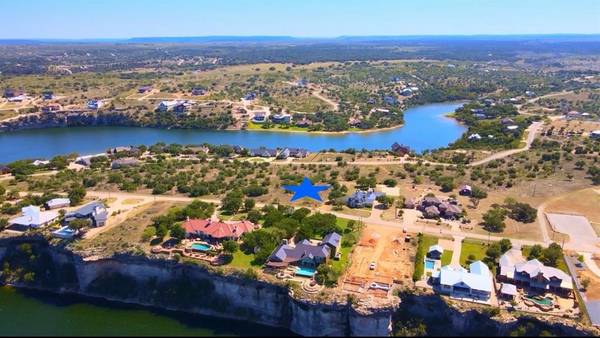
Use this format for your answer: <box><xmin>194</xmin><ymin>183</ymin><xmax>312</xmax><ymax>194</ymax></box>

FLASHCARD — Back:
<box><xmin>527</xmin><ymin>296</ymin><xmax>553</xmax><ymax>306</ymax></box>
<box><xmin>295</xmin><ymin>266</ymin><xmax>316</xmax><ymax>277</ymax></box>
<box><xmin>52</xmin><ymin>226</ymin><xmax>76</xmax><ymax>239</ymax></box>
<box><xmin>425</xmin><ymin>259</ymin><xmax>435</xmax><ymax>270</ymax></box>
<box><xmin>191</xmin><ymin>243</ymin><xmax>211</xmax><ymax>252</ymax></box>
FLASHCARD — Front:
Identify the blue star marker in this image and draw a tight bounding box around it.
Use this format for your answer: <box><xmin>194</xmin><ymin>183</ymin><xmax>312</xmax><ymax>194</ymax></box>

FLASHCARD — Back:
<box><xmin>283</xmin><ymin>177</ymin><xmax>330</xmax><ymax>202</ymax></box>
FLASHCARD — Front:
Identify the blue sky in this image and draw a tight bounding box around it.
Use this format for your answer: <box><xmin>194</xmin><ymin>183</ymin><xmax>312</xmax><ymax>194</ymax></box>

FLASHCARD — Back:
<box><xmin>2</xmin><ymin>0</ymin><xmax>599</xmax><ymax>39</ymax></box>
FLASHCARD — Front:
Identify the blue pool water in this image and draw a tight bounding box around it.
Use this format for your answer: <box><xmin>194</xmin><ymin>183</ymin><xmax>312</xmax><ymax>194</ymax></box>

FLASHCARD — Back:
<box><xmin>295</xmin><ymin>266</ymin><xmax>316</xmax><ymax>277</ymax></box>
<box><xmin>425</xmin><ymin>259</ymin><xmax>435</xmax><ymax>270</ymax></box>
<box><xmin>191</xmin><ymin>243</ymin><xmax>211</xmax><ymax>251</ymax></box>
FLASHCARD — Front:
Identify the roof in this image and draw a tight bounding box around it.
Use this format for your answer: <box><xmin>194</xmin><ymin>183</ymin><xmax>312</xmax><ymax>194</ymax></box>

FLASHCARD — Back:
<box><xmin>500</xmin><ymin>283</ymin><xmax>518</xmax><ymax>296</ymax></box>
<box><xmin>428</xmin><ymin>244</ymin><xmax>443</xmax><ymax>254</ymax></box>
<box><xmin>182</xmin><ymin>219</ymin><xmax>257</xmax><ymax>239</ymax></box>
<box><xmin>322</xmin><ymin>232</ymin><xmax>342</xmax><ymax>248</ymax></box>
<box><xmin>499</xmin><ymin>248</ymin><xmax>526</xmax><ymax>279</ymax></box>
<box><xmin>66</xmin><ymin>201</ymin><xmax>106</xmax><ymax>218</ymax></box>
<box><xmin>270</xmin><ymin>239</ymin><xmax>331</xmax><ymax>263</ymax></box>
<box><xmin>46</xmin><ymin>198</ymin><xmax>70</xmax><ymax>207</ymax></box>
<box><xmin>10</xmin><ymin>205</ymin><xmax>59</xmax><ymax>227</ymax></box>
<box><xmin>439</xmin><ymin>261</ymin><xmax>493</xmax><ymax>293</ymax></box>
<box><xmin>514</xmin><ymin>259</ymin><xmax>573</xmax><ymax>289</ymax></box>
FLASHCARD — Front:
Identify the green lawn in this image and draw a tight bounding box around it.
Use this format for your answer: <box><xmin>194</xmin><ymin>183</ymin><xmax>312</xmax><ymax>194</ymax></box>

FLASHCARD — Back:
<box><xmin>247</xmin><ymin>122</ymin><xmax>309</xmax><ymax>132</ymax></box>
<box><xmin>228</xmin><ymin>250</ymin><xmax>260</xmax><ymax>269</ymax></box>
<box><xmin>413</xmin><ymin>234</ymin><xmax>439</xmax><ymax>280</ymax></box>
<box><xmin>441</xmin><ymin>250</ymin><xmax>453</xmax><ymax>266</ymax></box>
<box><xmin>459</xmin><ymin>240</ymin><xmax>489</xmax><ymax>267</ymax></box>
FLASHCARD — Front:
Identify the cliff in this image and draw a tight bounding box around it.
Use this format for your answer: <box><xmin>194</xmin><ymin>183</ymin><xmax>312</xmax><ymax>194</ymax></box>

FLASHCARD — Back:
<box><xmin>0</xmin><ymin>236</ymin><xmax>394</xmax><ymax>337</ymax></box>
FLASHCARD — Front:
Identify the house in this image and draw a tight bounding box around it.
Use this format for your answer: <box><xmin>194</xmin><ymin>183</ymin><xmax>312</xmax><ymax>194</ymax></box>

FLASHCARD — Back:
<box><xmin>296</xmin><ymin>78</ymin><xmax>308</xmax><ymax>87</ymax></box>
<box><xmin>591</xmin><ymin>130</ymin><xmax>600</xmax><ymax>140</ymax></box>
<box><xmin>423</xmin><ymin>205</ymin><xmax>441</xmax><ymax>218</ymax></box>
<box><xmin>267</xmin><ymin>238</ymin><xmax>333</xmax><ymax>269</ymax></box>
<box><xmin>42</xmin><ymin>91</ymin><xmax>54</xmax><ymax>100</ymax></box>
<box><xmin>347</xmin><ymin>190</ymin><xmax>384</xmax><ymax>208</ymax></box>
<box><xmin>468</xmin><ymin>133</ymin><xmax>482</xmax><ymax>141</ymax></box>
<box><xmin>9</xmin><ymin>205</ymin><xmax>59</xmax><ymax>229</ymax></box>
<box><xmin>391</xmin><ymin>142</ymin><xmax>411</xmax><ymax>156</ymax></box>
<box><xmin>64</xmin><ymin>201</ymin><xmax>108</xmax><ymax>227</ymax></box>
<box><xmin>157</xmin><ymin>100</ymin><xmax>188</xmax><ymax>113</ymax></box>
<box><xmin>427</xmin><ymin>244</ymin><xmax>444</xmax><ymax>260</ymax></box>
<box><xmin>367</xmin><ymin>98</ymin><xmax>376</xmax><ymax>105</ymax></box>
<box><xmin>438</xmin><ymin>202</ymin><xmax>462</xmax><ymax>219</ymax></box>
<box><xmin>404</xmin><ymin>198</ymin><xmax>416</xmax><ymax>209</ymax></box>
<box><xmin>249</xmin><ymin>147</ymin><xmax>278</xmax><ymax>157</ymax></box>
<box><xmin>243</xmin><ymin>92</ymin><xmax>257</xmax><ymax>101</ymax></box>
<box><xmin>499</xmin><ymin>283</ymin><xmax>518</xmax><ymax>300</ymax></box>
<box><xmin>32</xmin><ymin>160</ymin><xmax>50</xmax><ymax>167</ymax></box>
<box><xmin>107</xmin><ymin>146</ymin><xmax>136</xmax><ymax>155</ymax></box>
<box><xmin>138</xmin><ymin>85</ymin><xmax>152</xmax><ymax>94</ymax></box>
<box><xmin>3</xmin><ymin>88</ymin><xmax>19</xmax><ymax>98</ymax></box>
<box><xmin>182</xmin><ymin>218</ymin><xmax>257</xmax><ymax>241</ymax></box>
<box><xmin>276</xmin><ymin>148</ymin><xmax>290</xmax><ymax>160</ymax></box>
<box><xmin>401</xmin><ymin>88</ymin><xmax>413</xmax><ymax>96</ymax></box>
<box><xmin>421</xmin><ymin>196</ymin><xmax>441</xmax><ymax>207</ymax></box>
<box><xmin>459</xmin><ymin>185</ymin><xmax>472</xmax><ymax>196</ymax></box>
<box><xmin>41</xmin><ymin>104</ymin><xmax>61</xmax><ymax>113</ymax></box>
<box><xmin>383</xmin><ymin>96</ymin><xmax>398</xmax><ymax>105</ymax></box>
<box><xmin>505</xmin><ymin>125</ymin><xmax>519</xmax><ymax>132</ymax></box>
<box><xmin>321</xmin><ymin>232</ymin><xmax>342</xmax><ymax>257</ymax></box>
<box><xmin>111</xmin><ymin>158</ymin><xmax>140</xmax><ymax>169</ymax></box>
<box><xmin>45</xmin><ymin>198</ymin><xmax>71</xmax><ymax>210</ymax></box>
<box><xmin>75</xmin><ymin>153</ymin><xmax>107</xmax><ymax>167</ymax></box>
<box><xmin>498</xmin><ymin>249</ymin><xmax>573</xmax><ymax>296</ymax></box>
<box><xmin>87</xmin><ymin>99</ymin><xmax>103</xmax><ymax>110</ymax></box>
<box><xmin>437</xmin><ymin>261</ymin><xmax>493</xmax><ymax>301</ymax></box>
<box><xmin>348</xmin><ymin>117</ymin><xmax>362</xmax><ymax>127</ymax></box>
<box><xmin>525</xmin><ymin>90</ymin><xmax>536</xmax><ymax>97</ymax></box>
<box><xmin>500</xmin><ymin>118</ymin><xmax>515</xmax><ymax>125</ymax></box>
<box><xmin>288</xmin><ymin>148</ymin><xmax>310</xmax><ymax>158</ymax></box>
<box><xmin>295</xmin><ymin>118</ymin><xmax>313</xmax><ymax>128</ymax></box>
<box><xmin>0</xmin><ymin>165</ymin><xmax>10</xmax><ymax>175</ymax></box>
<box><xmin>191</xmin><ymin>87</ymin><xmax>206</xmax><ymax>96</ymax></box>
<box><xmin>251</xmin><ymin>111</ymin><xmax>267</xmax><ymax>123</ymax></box>
<box><xmin>271</xmin><ymin>113</ymin><xmax>291</xmax><ymax>124</ymax></box>
<box><xmin>233</xmin><ymin>145</ymin><xmax>246</xmax><ymax>154</ymax></box>
<box><xmin>7</xmin><ymin>94</ymin><xmax>28</xmax><ymax>103</ymax></box>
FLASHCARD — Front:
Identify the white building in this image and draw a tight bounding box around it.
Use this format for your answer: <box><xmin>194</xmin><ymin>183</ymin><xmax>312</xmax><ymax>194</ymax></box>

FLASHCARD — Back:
<box><xmin>9</xmin><ymin>205</ymin><xmax>59</xmax><ymax>228</ymax></box>
<box><xmin>45</xmin><ymin>198</ymin><xmax>71</xmax><ymax>210</ymax></box>
<box><xmin>437</xmin><ymin>261</ymin><xmax>493</xmax><ymax>301</ymax></box>
<box><xmin>591</xmin><ymin>130</ymin><xmax>600</xmax><ymax>140</ymax></box>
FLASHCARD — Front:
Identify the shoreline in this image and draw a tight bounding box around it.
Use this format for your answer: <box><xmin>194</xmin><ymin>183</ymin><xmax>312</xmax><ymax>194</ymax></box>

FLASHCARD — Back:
<box><xmin>241</xmin><ymin>123</ymin><xmax>405</xmax><ymax>135</ymax></box>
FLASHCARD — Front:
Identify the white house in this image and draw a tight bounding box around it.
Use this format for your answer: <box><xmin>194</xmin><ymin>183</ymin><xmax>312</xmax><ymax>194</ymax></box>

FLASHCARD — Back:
<box><xmin>87</xmin><ymin>100</ymin><xmax>103</xmax><ymax>110</ymax></box>
<box><xmin>9</xmin><ymin>205</ymin><xmax>59</xmax><ymax>228</ymax></box>
<box><xmin>45</xmin><ymin>198</ymin><xmax>71</xmax><ymax>210</ymax></box>
<box><xmin>468</xmin><ymin>133</ymin><xmax>482</xmax><ymax>141</ymax></box>
<box><xmin>438</xmin><ymin>261</ymin><xmax>493</xmax><ymax>301</ymax></box>
<box><xmin>591</xmin><ymin>130</ymin><xmax>600</xmax><ymax>140</ymax></box>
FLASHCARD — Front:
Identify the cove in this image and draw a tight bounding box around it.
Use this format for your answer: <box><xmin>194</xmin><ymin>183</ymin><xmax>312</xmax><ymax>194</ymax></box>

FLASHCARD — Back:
<box><xmin>0</xmin><ymin>102</ymin><xmax>465</xmax><ymax>163</ymax></box>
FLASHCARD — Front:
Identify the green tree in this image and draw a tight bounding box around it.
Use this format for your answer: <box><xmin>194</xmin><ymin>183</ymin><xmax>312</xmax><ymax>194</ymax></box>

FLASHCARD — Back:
<box><xmin>68</xmin><ymin>185</ymin><xmax>86</xmax><ymax>205</ymax></box>
<box><xmin>482</xmin><ymin>207</ymin><xmax>507</xmax><ymax>232</ymax></box>
<box><xmin>244</xmin><ymin>198</ymin><xmax>256</xmax><ymax>211</ymax></box>
<box><xmin>222</xmin><ymin>190</ymin><xmax>244</xmax><ymax>214</ymax></box>
<box><xmin>142</xmin><ymin>226</ymin><xmax>157</xmax><ymax>242</ymax></box>
<box><xmin>170</xmin><ymin>224</ymin><xmax>186</xmax><ymax>241</ymax></box>
<box><xmin>222</xmin><ymin>240</ymin><xmax>239</xmax><ymax>254</ymax></box>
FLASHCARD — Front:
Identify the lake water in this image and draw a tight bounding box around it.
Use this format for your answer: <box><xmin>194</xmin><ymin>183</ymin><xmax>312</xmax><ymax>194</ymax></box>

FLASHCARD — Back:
<box><xmin>0</xmin><ymin>286</ymin><xmax>291</xmax><ymax>336</ymax></box>
<box><xmin>0</xmin><ymin>102</ymin><xmax>465</xmax><ymax>163</ymax></box>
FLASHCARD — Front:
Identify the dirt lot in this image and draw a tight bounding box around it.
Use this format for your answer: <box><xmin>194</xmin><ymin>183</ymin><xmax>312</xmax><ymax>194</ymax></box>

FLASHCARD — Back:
<box><xmin>578</xmin><ymin>268</ymin><xmax>600</xmax><ymax>301</ymax></box>
<box><xmin>342</xmin><ymin>224</ymin><xmax>415</xmax><ymax>296</ymax></box>
<box><xmin>545</xmin><ymin>188</ymin><xmax>600</xmax><ymax>236</ymax></box>
<box><xmin>546</xmin><ymin>119</ymin><xmax>600</xmax><ymax>135</ymax></box>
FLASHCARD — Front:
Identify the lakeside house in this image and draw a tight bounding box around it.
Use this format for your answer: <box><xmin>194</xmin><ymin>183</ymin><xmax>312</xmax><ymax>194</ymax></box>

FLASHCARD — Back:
<box><xmin>157</xmin><ymin>100</ymin><xmax>189</xmax><ymax>114</ymax></box>
<box><xmin>182</xmin><ymin>218</ymin><xmax>258</xmax><ymax>242</ymax></box>
<box><xmin>266</xmin><ymin>232</ymin><xmax>341</xmax><ymax>270</ymax></box>
<box><xmin>498</xmin><ymin>249</ymin><xmax>573</xmax><ymax>296</ymax></box>
<box><xmin>249</xmin><ymin>147</ymin><xmax>278</xmax><ymax>157</ymax></box>
<box><xmin>3</xmin><ymin>88</ymin><xmax>23</xmax><ymax>98</ymax></box>
<box><xmin>45</xmin><ymin>198</ymin><xmax>71</xmax><ymax>210</ymax></box>
<box><xmin>468</xmin><ymin>133</ymin><xmax>483</xmax><ymax>141</ymax></box>
<box><xmin>42</xmin><ymin>104</ymin><xmax>61</xmax><ymax>113</ymax></box>
<box><xmin>346</xmin><ymin>190</ymin><xmax>384</xmax><ymax>208</ymax></box>
<box><xmin>271</xmin><ymin>113</ymin><xmax>292</xmax><ymax>124</ymax></box>
<box><xmin>295</xmin><ymin>118</ymin><xmax>313</xmax><ymax>128</ymax></box>
<box><xmin>251</xmin><ymin>111</ymin><xmax>267</xmax><ymax>123</ymax></box>
<box><xmin>276</xmin><ymin>147</ymin><xmax>310</xmax><ymax>159</ymax></box>
<box><xmin>74</xmin><ymin>153</ymin><xmax>107</xmax><ymax>167</ymax></box>
<box><xmin>391</xmin><ymin>142</ymin><xmax>411</xmax><ymax>156</ymax></box>
<box><xmin>590</xmin><ymin>130</ymin><xmax>600</xmax><ymax>140</ymax></box>
<box><xmin>434</xmin><ymin>261</ymin><xmax>493</xmax><ymax>301</ymax></box>
<box><xmin>87</xmin><ymin>99</ymin><xmax>103</xmax><ymax>110</ymax></box>
<box><xmin>64</xmin><ymin>201</ymin><xmax>108</xmax><ymax>227</ymax></box>
<box><xmin>9</xmin><ymin>205</ymin><xmax>59</xmax><ymax>229</ymax></box>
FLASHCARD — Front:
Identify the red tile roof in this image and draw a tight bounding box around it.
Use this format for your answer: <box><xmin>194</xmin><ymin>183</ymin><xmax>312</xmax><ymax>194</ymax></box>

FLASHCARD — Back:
<box><xmin>182</xmin><ymin>219</ymin><xmax>257</xmax><ymax>239</ymax></box>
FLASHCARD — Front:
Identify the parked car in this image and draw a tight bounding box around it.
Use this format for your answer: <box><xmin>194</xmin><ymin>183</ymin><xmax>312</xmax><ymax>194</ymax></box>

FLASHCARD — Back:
<box><xmin>369</xmin><ymin>262</ymin><xmax>376</xmax><ymax>270</ymax></box>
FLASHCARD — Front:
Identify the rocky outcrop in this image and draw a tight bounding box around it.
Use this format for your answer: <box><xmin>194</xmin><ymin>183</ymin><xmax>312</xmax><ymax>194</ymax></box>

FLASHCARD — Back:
<box><xmin>0</xmin><ymin>237</ymin><xmax>394</xmax><ymax>337</ymax></box>
<box><xmin>0</xmin><ymin>111</ymin><xmax>137</xmax><ymax>132</ymax></box>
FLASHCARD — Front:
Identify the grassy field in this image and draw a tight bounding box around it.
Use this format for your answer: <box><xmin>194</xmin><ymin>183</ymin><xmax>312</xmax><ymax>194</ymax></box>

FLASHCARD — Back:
<box><xmin>413</xmin><ymin>234</ymin><xmax>439</xmax><ymax>280</ymax></box>
<box><xmin>441</xmin><ymin>250</ymin><xmax>453</xmax><ymax>266</ymax></box>
<box><xmin>228</xmin><ymin>250</ymin><xmax>259</xmax><ymax>270</ymax></box>
<box><xmin>459</xmin><ymin>239</ymin><xmax>489</xmax><ymax>267</ymax></box>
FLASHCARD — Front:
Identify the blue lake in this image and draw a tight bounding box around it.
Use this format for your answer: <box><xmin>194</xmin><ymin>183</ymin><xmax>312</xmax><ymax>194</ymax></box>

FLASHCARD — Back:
<box><xmin>0</xmin><ymin>102</ymin><xmax>465</xmax><ymax>163</ymax></box>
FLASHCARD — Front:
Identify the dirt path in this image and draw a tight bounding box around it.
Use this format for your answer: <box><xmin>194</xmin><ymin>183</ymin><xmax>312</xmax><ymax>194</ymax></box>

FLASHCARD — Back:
<box><xmin>308</xmin><ymin>84</ymin><xmax>339</xmax><ymax>111</ymax></box>
<box><xmin>450</xmin><ymin>235</ymin><xmax>464</xmax><ymax>266</ymax></box>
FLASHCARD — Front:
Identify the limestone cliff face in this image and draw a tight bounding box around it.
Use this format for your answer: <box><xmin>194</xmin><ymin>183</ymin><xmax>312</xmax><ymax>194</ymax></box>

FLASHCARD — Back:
<box><xmin>0</xmin><ymin>237</ymin><xmax>394</xmax><ymax>337</ymax></box>
<box><xmin>0</xmin><ymin>111</ymin><xmax>137</xmax><ymax>132</ymax></box>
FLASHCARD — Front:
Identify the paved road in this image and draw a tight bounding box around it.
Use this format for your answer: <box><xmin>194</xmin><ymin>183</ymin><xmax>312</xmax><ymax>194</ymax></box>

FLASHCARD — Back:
<box><xmin>468</xmin><ymin>121</ymin><xmax>543</xmax><ymax>166</ymax></box>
